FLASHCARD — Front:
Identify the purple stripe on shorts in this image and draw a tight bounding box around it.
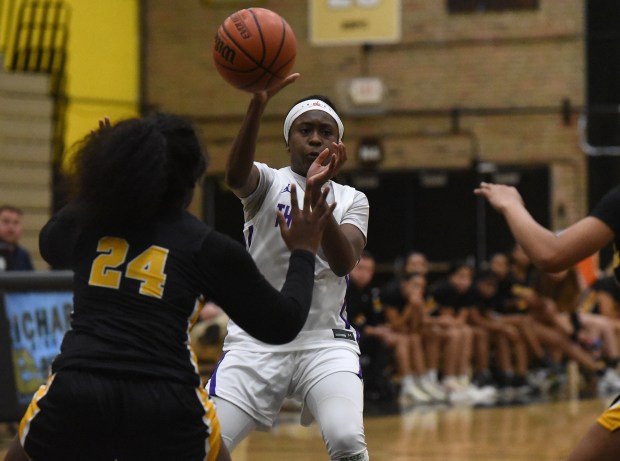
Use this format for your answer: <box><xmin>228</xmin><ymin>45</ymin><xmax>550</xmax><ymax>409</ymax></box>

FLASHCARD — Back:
<box><xmin>208</xmin><ymin>351</ymin><xmax>227</xmax><ymax>396</ymax></box>
<box><xmin>339</xmin><ymin>299</ymin><xmax>351</xmax><ymax>329</ymax></box>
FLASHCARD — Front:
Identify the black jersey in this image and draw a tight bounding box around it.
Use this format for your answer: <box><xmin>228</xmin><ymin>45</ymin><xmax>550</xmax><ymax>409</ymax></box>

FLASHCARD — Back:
<box><xmin>379</xmin><ymin>279</ymin><xmax>406</xmax><ymax>313</ymax></box>
<box><xmin>346</xmin><ymin>282</ymin><xmax>383</xmax><ymax>330</ymax></box>
<box><xmin>40</xmin><ymin>204</ymin><xmax>315</xmax><ymax>386</ymax></box>
<box><xmin>593</xmin><ymin>275</ymin><xmax>620</xmax><ymax>303</ymax></box>
<box><xmin>591</xmin><ymin>184</ymin><xmax>620</xmax><ymax>283</ymax></box>
<box><xmin>428</xmin><ymin>280</ymin><xmax>476</xmax><ymax>314</ymax></box>
<box><xmin>471</xmin><ymin>287</ymin><xmax>500</xmax><ymax>315</ymax></box>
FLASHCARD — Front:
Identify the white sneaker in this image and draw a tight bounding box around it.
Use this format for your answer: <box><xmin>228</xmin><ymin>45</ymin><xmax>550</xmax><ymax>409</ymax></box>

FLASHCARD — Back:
<box><xmin>442</xmin><ymin>376</ymin><xmax>463</xmax><ymax>391</ymax></box>
<box><xmin>443</xmin><ymin>376</ymin><xmax>475</xmax><ymax>405</ymax></box>
<box><xmin>470</xmin><ymin>385</ymin><xmax>498</xmax><ymax>406</ymax></box>
<box><xmin>419</xmin><ymin>379</ymin><xmax>448</xmax><ymax>402</ymax></box>
<box><xmin>400</xmin><ymin>382</ymin><xmax>433</xmax><ymax>404</ymax></box>
<box><xmin>598</xmin><ymin>368</ymin><xmax>620</xmax><ymax>396</ymax></box>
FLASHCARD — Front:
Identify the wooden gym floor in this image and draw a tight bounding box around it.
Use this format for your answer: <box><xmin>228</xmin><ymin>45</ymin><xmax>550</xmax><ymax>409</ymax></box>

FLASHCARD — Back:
<box><xmin>0</xmin><ymin>396</ymin><xmax>612</xmax><ymax>460</ymax></box>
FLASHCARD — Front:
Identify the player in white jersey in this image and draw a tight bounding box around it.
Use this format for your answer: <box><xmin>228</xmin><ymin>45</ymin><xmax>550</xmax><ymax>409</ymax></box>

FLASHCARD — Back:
<box><xmin>207</xmin><ymin>74</ymin><xmax>371</xmax><ymax>461</ymax></box>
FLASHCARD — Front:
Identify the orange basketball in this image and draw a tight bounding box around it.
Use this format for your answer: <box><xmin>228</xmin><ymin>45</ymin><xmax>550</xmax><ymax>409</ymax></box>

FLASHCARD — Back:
<box><xmin>212</xmin><ymin>8</ymin><xmax>297</xmax><ymax>93</ymax></box>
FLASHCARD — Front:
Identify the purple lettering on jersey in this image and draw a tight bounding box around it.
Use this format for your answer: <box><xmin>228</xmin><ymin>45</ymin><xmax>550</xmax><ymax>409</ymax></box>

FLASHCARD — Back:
<box><xmin>275</xmin><ymin>203</ymin><xmax>292</xmax><ymax>228</ymax></box>
<box><xmin>275</xmin><ymin>203</ymin><xmax>286</xmax><ymax>227</ymax></box>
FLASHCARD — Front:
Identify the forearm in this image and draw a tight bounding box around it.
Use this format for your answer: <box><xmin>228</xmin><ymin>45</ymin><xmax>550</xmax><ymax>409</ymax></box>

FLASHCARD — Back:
<box><xmin>203</xmin><ymin>234</ymin><xmax>315</xmax><ymax>345</ymax></box>
<box><xmin>225</xmin><ymin>96</ymin><xmax>265</xmax><ymax>191</ymax></box>
<box><xmin>320</xmin><ymin>220</ymin><xmax>362</xmax><ymax>276</ymax></box>
<box><xmin>220</xmin><ymin>249</ymin><xmax>315</xmax><ymax>344</ymax></box>
<box><xmin>501</xmin><ymin>204</ymin><xmax>563</xmax><ymax>270</ymax></box>
<box><xmin>501</xmin><ymin>206</ymin><xmax>611</xmax><ymax>272</ymax></box>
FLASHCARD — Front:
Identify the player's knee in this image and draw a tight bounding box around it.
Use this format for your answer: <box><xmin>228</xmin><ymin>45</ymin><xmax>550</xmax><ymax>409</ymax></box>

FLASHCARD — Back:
<box><xmin>324</xmin><ymin>420</ymin><xmax>367</xmax><ymax>460</ymax></box>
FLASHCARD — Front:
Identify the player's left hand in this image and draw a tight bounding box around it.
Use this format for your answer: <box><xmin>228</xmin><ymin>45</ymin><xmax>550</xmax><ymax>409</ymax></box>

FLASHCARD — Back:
<box><xmin>329</xmin><ymin>141</ymin><xmax>347</xmax><ymax>175</ymax></box>
<box><xmin>306</xmin><ymin>148</ymin><xmax>337</xmax><ymax>206</ymax></box>
<box><xmin>307</xmin><ymin>142</ymin><xmax>346</xmax><ymax>183</ymax></box>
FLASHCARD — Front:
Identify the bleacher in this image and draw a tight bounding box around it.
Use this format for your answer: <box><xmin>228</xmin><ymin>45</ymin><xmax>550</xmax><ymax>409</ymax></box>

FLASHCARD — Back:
<box><xmin>0</xmin><ymin>0</ymin><xmax>68</xmax><ymax>269</ymax></box>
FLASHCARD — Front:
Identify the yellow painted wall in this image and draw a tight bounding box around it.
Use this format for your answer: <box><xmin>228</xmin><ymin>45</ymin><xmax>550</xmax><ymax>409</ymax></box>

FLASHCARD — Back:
<box><xmin>62</xmin><ymin>0</ymin><xmax>140</xmax><ymax>169</ymax></box>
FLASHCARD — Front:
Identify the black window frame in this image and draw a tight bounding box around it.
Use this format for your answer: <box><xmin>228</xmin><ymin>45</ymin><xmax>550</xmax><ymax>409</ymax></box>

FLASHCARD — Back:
<box><xmin>447</xmin><ymin>0</ymin><xmax>539</xmax><ymax>13</ymax></box>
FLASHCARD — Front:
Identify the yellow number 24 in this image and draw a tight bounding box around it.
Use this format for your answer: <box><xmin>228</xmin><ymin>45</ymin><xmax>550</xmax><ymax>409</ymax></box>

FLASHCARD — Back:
<box><xmin>89</xmin><ymin>237</ymin><xmax>169</xmax><ymax>299</ymax></box>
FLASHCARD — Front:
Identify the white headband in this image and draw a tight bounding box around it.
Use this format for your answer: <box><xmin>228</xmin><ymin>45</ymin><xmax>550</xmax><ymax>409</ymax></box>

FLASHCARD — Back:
<box><xmin>283</xmin><ymin>99</ymin><xmax>344</xmax><ymax>144</ymax></box>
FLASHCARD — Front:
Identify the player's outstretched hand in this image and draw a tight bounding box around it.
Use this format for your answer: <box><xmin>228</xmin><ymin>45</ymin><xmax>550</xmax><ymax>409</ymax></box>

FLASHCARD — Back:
<box><xmin>474</xmin><ymin>181</ymin><xmax>524</xmax><ymax>213</ymax></box>
<box><xmin>306</xmin><ymin>147</ymin><xmax>340</xmax><ymax>206</ymax></box>
<box><xmin>252</xmin><ymin>73</ymin><xmax>300</xmax><ymax>105</ymax></box>
<box><xmin>277</xmin><ymin>183</ymin><xmax>336</xmax><ymax>254</ymax></box>
<box><xmin>90</xmin><ymin>116</ymin><xmax>111</xmax><ymax>135</ymax></box>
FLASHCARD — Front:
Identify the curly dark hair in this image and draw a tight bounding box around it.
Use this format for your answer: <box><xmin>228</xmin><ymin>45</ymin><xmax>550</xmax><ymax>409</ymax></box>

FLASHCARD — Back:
<box><xmin>71</xmin><ymin>112</ymin><xmax>207</xmax><ymax>226</ymax></box>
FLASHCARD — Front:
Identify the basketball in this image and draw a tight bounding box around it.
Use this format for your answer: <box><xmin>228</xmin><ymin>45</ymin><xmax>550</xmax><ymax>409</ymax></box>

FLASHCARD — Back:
<box><xmin>212</xmin><ymin>8</ymin><xmax>297</xmax><ymax>93</ymax></box>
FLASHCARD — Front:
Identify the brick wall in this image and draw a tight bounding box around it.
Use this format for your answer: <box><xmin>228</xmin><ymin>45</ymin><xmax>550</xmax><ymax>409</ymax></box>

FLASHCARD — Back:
<box><xmin>144</xmin><ymin>0</ymin><xmax>589</xmax><ymax>229</ymax></box>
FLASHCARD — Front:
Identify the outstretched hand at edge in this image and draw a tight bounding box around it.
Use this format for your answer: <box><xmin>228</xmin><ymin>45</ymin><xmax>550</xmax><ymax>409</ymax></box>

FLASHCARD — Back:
<box><xmin>474</xmin><ymin>182</ymin><xmax>524</xmax><ymax>214</ymax></box>
<box><xmin>252</xmin><ymin>73</ymin><xmax>301</xmax><ymax>106</ymax></box>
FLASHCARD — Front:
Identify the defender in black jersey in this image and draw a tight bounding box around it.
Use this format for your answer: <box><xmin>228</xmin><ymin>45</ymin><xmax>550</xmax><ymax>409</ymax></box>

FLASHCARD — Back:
<box><xmin>4</xmin><ymin>113</ymin><xmax>335</xmax><ymax>461</ymax></box>
<box><xmin>475</xmin><ymin>182</ymin><xmax>620</xmax><ymax>461</ymax></box>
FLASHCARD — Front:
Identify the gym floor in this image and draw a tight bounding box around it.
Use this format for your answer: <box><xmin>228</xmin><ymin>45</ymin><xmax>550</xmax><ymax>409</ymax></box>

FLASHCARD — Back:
<box><xmin>0</xmin><ymin>397</ymin><xmax>610</xmax><ymax>460</ymax></box>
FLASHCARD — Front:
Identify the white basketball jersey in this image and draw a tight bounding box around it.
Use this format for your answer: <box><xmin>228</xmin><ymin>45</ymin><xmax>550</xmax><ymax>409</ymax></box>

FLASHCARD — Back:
<box><xmin>223</xmin><ymin>162</ymin><xmax>369</xmax><ymax>353</ymax></box>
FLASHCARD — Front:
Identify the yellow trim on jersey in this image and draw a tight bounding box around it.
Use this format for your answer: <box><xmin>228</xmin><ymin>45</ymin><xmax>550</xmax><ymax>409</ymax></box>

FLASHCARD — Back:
<box><xmin>19</xmin><ymin>373</ymin><xmax>56</xmax><ymax>445</ymax></box>
<box><xmin>188</xmin><ymin>296</ymin><xmax>207</xmax><ymax>376</ymax></box>
<box><xmin>195</xmin><ymin>387</ymin><xmax>222</xmax><ymax>461</ymax></box>
<box><xmin>579</xmin><ymin>290</ymin><xmax>599</xmax><ymax>314</ymax></box>
<box><xmin>597</xmin><ymin>398</ymin><xmax>620</xmax><ymax>432</ymax></box>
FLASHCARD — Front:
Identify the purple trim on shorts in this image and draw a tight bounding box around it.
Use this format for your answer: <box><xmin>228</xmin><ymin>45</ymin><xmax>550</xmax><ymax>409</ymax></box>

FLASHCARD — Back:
<box><xmin>339</xmin><ymin>300</ymin><xmax>350</xmax><ymax>329</ymax></box>
<box><xmin>208</xmin><ymin>351</ymin><xmax>227</xmax><ymax>396</ymax></box>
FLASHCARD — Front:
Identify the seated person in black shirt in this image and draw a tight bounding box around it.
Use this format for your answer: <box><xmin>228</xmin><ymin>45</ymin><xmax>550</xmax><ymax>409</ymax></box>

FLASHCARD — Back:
<box><xmin>427</xmin><ymin>260</ymin><xmax>496</xmax><ymax>403</ymax></box>
<box><xmin>470</xmin><ymin>269</ymin><xmax>531</xmax><ymax>395</ymax></box>
<box><xmin>379</xmin><ymin>270</ymin><xmax>448</xmax><ymax>404</ymax></box>
<box><xmin>346</xmin><ymin>251</ymin><xmax>396</xmax><ymax>402</ymax></box>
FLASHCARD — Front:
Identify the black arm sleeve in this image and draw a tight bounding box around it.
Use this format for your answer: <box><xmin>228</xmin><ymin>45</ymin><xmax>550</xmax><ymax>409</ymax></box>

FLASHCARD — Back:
<box><xmin>590</xmin><ymin>185</ymin><xmax>620</xmax><ymax>234</ymax></box>
<box><xmin>39</xmin><ymin>202</ymin><xmax>82</xmax><ymax>269</ymax></box>
<box><xmin>198</xmin><ymin>232</ymin><xmax>315</xmax><ymax>344</ymax></box>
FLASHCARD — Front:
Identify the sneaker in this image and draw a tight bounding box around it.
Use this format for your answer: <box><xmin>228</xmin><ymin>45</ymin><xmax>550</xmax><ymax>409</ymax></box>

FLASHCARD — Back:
<box><xmin>470</xmin><ymin>384</ymin><xmax>498</xmax><ymax>406</ymax></box>
<box><xmin>400</xmin><ymin>382</ymin><xmax>433</xmax><ymax>404</ymax></box>
<box><xmin>496</xmin><ymin>385</ymin><xmax>516</xmax><ymax>404</ymax></box>
<box><xmin>443</xmin><ymin>376</ymin><xmax>475</xmax><ymax>405</ymax></box>
<box><xmin>538</xmin><ymin>356</ymin><xmax>565</xmax><ymax>375</ymax></box>
<box><xmin>512</xmin><ymin>375</ymin><xmax>535</xmax><ymax>395</ymax></box>
<box><xmin>418</xmin><ymin>379</ymin><xmax>448</xmax><ymax>402</ymax></box>
<box><xmin>597</xmin><ymin>368</ymin><xmax>620</xmax><ymax>396</ymax></box>
<box><xmin>442</xmin><ymin>375</ymin><xmax>464</xmax><ymax>392</ymax></box>
<box><xmin>472</xmin><ymin>369</ymin><xmax>495</xmax><ymax>388</ymax></box>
